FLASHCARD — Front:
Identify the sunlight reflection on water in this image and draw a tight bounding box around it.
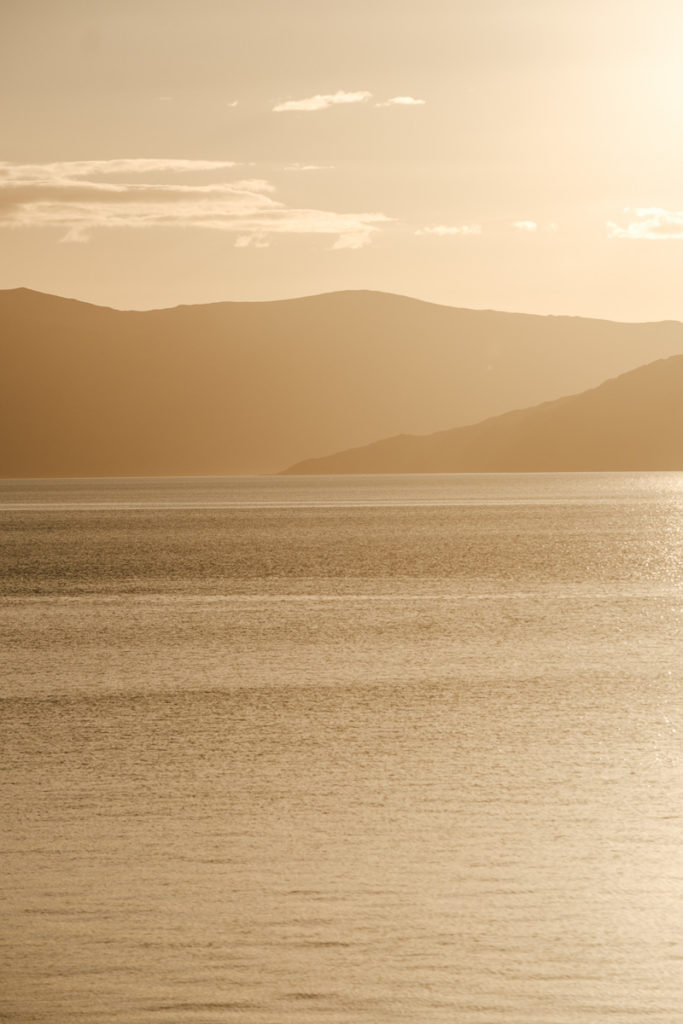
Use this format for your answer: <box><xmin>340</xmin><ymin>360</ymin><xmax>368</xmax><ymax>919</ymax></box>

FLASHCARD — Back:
<box><xmin>1</xmin><ymin>473</ymin><xmax>682</xmax><ymax>1024</ymax></box>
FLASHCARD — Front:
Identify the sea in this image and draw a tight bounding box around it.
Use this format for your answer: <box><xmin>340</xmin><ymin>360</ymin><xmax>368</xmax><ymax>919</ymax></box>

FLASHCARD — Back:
<box><xmin>1</xmin><ymin>473</ymin><xmax>682</xmax><ymax>1024</ymax></box>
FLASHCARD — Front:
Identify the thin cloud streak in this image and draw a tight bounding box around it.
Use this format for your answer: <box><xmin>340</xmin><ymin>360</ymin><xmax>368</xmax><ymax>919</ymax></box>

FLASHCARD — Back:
<box><xmin>0</xmin><ymin>159</ymin><xmax>236</xmax><ymax>180</ymax></box>
<box><xmin>607</xmin><ymin>208</ymin><xmax>683</xmax><ymax>240</ymax></box>
<box><xmin>513</xmin><ymin>220</ymin><xmax>537</xmax><ymax>232</ymax></box>
<box><xmin>416</xmin><ymin>224</ymin><xmax>482</xmax><ymax>236</ymax></box>
<box><xmin>283</xmin><ymin>164</ymin><xmax>332</xmax><ymax>171</ymax></box>
<box><xmin>376</xmin><ymin>96</ymin><xmax>426</xmax><ymax>107</ymax></box>
<box><xmin>273</xmin><ymin>90</ymin><xmax>371</xmax><ymax>112</ymax></box>
<box><xmin>0</xmin><ymin>159</ymin><xmax>390</xmax><ymax>248</ymax></box>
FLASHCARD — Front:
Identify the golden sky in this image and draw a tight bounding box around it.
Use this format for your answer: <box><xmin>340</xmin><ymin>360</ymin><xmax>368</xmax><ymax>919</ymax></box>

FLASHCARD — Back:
<box><xmin>1</xmin><ymin>0</ymin><xmax>683</xmax><ymax>319</ymax></box>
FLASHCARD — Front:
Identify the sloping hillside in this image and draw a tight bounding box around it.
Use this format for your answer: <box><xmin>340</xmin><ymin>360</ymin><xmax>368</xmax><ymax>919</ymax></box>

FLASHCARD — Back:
<box><xmin>284</xmin><ymin>356</ymin><xmax>683</xmax><ymax>473</ymax></box>
<box><xmin>3</xmin><ymin>287</ymin><xmax>683</xmax><ymax>476</ymax></box>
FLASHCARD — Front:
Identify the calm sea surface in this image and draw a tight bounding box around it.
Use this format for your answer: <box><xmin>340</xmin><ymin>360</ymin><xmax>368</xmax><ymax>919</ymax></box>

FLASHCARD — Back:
<box><xmin>1</xmin><ymin>473</ymin><xmax>682</xmax><ymax>1024</ymax></box>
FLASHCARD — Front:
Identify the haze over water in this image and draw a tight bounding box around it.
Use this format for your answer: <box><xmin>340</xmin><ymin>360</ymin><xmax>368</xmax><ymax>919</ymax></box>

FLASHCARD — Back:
<box><xmin>1</xmin><ymin>473</ymin><xmax>682</xmax><ymax>1024</ymax></box>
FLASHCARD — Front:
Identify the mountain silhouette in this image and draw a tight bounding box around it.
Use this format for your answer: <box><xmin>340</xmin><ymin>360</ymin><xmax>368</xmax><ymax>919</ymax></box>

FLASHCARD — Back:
<box><xmin>284</xmin><ymin>355</ymin><xmax>683</xmax><ymax>473</ymax></box>
<box><xmin>3</xmin><ymin>287</ymin><xmax>683</xmax><ymax>476</ymax></box>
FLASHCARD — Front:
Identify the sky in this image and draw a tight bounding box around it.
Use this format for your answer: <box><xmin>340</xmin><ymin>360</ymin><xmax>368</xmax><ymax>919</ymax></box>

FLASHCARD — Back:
<box><xmin>1</xmin><ymin>0</ymin><xmax>683</xmax><ymax>320</ymax></box>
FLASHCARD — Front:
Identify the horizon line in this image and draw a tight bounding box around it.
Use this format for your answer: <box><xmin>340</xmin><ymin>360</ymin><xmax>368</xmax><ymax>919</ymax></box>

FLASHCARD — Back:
<box><xmin>2</xmin><ymin>285</ymin><xmax>682</xmax><ymax>327</ymax></box>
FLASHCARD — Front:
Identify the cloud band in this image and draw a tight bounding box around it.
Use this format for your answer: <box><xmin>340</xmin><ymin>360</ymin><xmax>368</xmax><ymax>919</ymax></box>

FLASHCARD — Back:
<box><xmin>607</xmin><ymin>208</ymin><xmax>683</xmax><ymax>240</ymax></box>
<box><xmin>0</xmin><ymin>159</ymin><xmax>389</xmax><ymax>249</ymax></box>
<box><xmin>273</xmin><ymin>91</ymin><xmax>371</xmax><ymax>112</ymax></box>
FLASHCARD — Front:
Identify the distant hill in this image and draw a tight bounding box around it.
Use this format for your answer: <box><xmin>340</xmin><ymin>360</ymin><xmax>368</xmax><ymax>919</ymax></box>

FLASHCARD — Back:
<box><xmin>284</xmin><ymin>356</ymin><xmax>683</xmax><ymax>473</ymax></box>
<box><xmin>3</xmin><ymin>287</ymin><xmax>683</xmax><ymax>477</ymax></box>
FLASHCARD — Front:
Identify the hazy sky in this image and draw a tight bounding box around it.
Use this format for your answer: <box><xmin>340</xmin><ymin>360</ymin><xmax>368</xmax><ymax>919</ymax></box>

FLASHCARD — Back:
<box><xmin>2</xmin><ymin>0</ymin><xmax>683</xmax><ymax>319</ymax></box>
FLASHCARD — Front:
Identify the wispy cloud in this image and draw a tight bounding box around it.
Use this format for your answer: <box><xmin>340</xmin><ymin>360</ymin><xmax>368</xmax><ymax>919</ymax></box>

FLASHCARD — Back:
<box><xmin>283</xmin><ymin>163</ymin><xmax>331</xmax><ymax>171</ymax></box>
<box><xmin>0</xmin><ymin>158</ymin><xmax>237</xmax><ymax>180</ymax></box>
<box><xmin>376</xmin><ymin>96</ymin><xmax>425</xmax><ymax>107</ymax></box>
<box><xmin>0</xmin><ymin>159</ymin><xmax>390</xmax><ymax>248</ymax></box>
<box><xmin>273</xmin><ymin>90</ymin><xmax>371</xmax><ymax>112</ymax></box>
<box><xmin>513</xmin><ymin>220</ymin><xmax>537</xmax><ymax>232</ymax></box>
<box><xmin>416</xmin><ymin>224</ymin><xmax>481</xmax><ymax>236</ymax></box>
<box><xmin>607</xmin><ymin>208</ymin><xmax>683</xmax><ymax>240</ymax></box>
<box><xmin>234</xmin><ymin>233</ymin><xmax>270</xmax><ymax>248</ymax></box>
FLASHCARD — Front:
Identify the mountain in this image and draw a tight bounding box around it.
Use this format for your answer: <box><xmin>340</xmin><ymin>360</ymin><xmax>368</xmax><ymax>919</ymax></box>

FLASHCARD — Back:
<box><xmin>284</xmin><ymin>355</ymin><xmax>683</xmax><ymax>473</ymax></box>
<box><xmin>3</xmin><ymin>287</ymin><xmax>683</xmax><ymax>477</ymax></box>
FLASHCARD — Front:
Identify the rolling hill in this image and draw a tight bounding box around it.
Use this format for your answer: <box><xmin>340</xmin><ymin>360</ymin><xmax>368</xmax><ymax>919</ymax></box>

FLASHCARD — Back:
<box><xmin>284</xmin><ymin>355</ymin><xmax>683</xmax><ymax>473</ymax></box>
<box><xmin>3</xmin><ymin>287</ymin><xmax>683</xmax><ymax>476</ymax></box>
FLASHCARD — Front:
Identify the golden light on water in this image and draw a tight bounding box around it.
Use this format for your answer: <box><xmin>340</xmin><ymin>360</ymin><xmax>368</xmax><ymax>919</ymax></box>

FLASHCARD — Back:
<box><xmin>2</xmin><ymin>1</ymin><xmax>683</xmax><ymax>1020</ymax></box>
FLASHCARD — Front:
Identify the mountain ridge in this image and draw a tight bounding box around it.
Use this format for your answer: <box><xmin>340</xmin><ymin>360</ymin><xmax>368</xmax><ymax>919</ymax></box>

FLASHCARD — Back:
<box><xmin>6</xmin><ymin>285</ymin><xmax>682</xmax><ymax>326</ymax></box>
<box><xmin>3</xmin><ymin>287</ymin><xmax>683</xmax><ymax>477</ymax></box>
<box><xmin>283</xmin><ymin>355</ymin><xmax>683</xmax><ymax>474</ymax></box>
